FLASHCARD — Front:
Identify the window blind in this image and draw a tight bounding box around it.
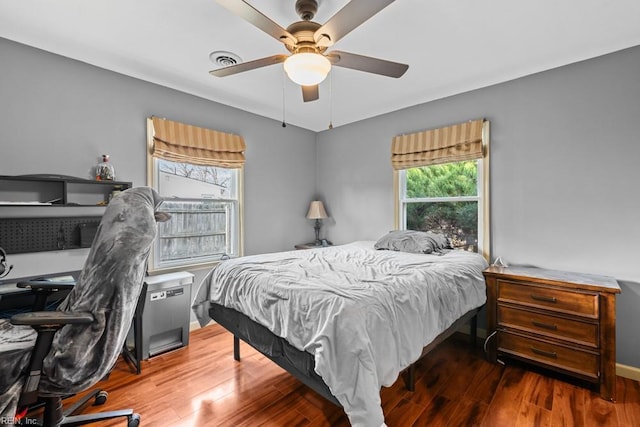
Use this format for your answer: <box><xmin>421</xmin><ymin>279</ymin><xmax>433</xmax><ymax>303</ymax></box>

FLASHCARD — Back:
<box><xmin>150</xmin><ymin>117</ymin><xmax>245</xmax><ymax>168</ymax></box>
<box><xmin>391</xmin><ymin>119</ymin><xmax>486</xmax><ymax>170</ymax></box>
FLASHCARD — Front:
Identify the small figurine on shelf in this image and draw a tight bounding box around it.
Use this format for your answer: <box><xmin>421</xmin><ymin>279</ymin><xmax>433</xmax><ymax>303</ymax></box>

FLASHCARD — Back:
<box><xmin>96</xmin><ymin>154</ymin><xmax>115</xmax><ymax>181</ymax></box>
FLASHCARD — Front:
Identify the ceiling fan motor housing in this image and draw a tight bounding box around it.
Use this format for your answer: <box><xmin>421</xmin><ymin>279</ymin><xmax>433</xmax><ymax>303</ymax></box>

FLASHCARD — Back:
<box><xmin>285</xmin><ymin>20</ymin><xmax>327</xmax><ymax>54</ymax></box>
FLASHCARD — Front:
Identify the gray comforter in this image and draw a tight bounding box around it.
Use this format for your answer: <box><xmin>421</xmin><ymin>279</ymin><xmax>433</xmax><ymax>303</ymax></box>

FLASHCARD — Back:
<box><xmin>193</xmin><ymin>241</ymin><xmax>488</xmax><ymax>427</ymax></box>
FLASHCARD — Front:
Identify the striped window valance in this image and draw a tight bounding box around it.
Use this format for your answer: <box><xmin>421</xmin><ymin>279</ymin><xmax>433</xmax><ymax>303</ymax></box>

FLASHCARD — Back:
<box><xmin>150</xmin><ymin>117</ymin><xmax>245</xmax><ymax>168</ymax></box>
<box><xmin>391</xmin><ymin>119</ymin><xmax>486</xmax><ymax>170</ymax></box>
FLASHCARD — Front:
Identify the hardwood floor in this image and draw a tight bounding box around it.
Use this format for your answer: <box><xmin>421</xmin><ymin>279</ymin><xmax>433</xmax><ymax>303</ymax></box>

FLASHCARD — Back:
<box><xmin>61</xmin><ymin>324</ymin><xmax>640</xmax><ymax>426</ymax></box>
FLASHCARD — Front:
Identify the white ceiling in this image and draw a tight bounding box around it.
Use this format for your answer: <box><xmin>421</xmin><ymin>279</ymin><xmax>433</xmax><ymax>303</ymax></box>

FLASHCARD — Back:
<box><xmin>2</xmin><ymin>0</ymin><xmax>640</xmax><ymax>132</ymax></box>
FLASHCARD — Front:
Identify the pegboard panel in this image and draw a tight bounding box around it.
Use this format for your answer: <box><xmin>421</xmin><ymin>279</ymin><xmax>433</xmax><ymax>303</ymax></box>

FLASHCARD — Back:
<box><xmin>0</xmin><ymin>216</ymin><xmax>101</xmax><ymax>254</ymax></box>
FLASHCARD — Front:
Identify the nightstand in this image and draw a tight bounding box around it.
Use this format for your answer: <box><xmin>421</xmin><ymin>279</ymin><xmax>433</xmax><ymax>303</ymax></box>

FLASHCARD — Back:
<box><xmin>294</xmin><ymin>242</ymin><xmax>332</xmax><ymax>250</ymax></box>
<box><xmin>483</xmin><ymin>265</ymin><xmax>620</xmax><ymax>401</ymax></box>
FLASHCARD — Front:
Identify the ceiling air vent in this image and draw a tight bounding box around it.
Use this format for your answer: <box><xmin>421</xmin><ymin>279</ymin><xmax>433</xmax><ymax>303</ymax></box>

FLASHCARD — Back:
<box><xmin>209</xmin><ymin>51</ymin><xmax>242</xmax><ymax>67</ymax></box>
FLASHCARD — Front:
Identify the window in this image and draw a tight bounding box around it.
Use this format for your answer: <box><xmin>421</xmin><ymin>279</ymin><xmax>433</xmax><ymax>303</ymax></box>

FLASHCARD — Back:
<box><xmin>149</xmin><ymin>158</ymin><xmax>242</xmax><ymax>271</ymax></box>
<box><xmin>397</xmin><ymin>160</ymin><xmax>485</xmax><ymax>253</ymax></box>
<box><xmin>146</xmin><ymin>116</ymin><xmax>245</xmax><ymax>272</ymax></box>
<box><xmin>392</xmin><ymin>119</ymin><xmax>490</xmax><ymax>260</ymax></box>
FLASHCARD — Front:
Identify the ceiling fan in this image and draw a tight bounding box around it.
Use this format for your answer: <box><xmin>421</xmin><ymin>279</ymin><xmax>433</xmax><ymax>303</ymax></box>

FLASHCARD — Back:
<box><xmin>210</xmin><ymin>0</ymin><xmax>409</xmax><ymax>102</ymax></box>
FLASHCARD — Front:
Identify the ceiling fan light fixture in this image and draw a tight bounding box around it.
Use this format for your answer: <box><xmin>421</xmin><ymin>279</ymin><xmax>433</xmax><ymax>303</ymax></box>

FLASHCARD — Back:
<box><xmin>284</xmin><ymin>53</ymin><xmax>331</xmax><ymax>86</ymax></box>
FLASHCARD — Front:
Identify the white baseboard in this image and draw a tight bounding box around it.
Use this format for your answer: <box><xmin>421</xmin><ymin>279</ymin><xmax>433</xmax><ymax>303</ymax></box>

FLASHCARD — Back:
<box><xmin>616</xmin><ymin>363</ymin><xmax>640</xmax><ymax>381</ymax></box>
<box><xmin>189</xmin><ymin>320</ymin><xmax>209</xmax><ymax>331</ymax></box>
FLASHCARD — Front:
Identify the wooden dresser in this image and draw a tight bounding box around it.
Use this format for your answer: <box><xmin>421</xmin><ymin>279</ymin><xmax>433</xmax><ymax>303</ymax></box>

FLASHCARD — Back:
<box><xmin>483</xmin><ymin>265</ymin><xmax>620</xmax><ymax>401</ymax></box>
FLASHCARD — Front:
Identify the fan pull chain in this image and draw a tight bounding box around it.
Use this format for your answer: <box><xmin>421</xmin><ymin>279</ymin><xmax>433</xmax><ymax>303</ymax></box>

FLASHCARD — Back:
<box><xmin>328</xmin><ymin>71</ymin><xmax>333</xmax><ymax>130</ymax></box>
<box><xmin>282</xmin><ymin>67</ymin><xmax>287</xmax><ymax>128</ymax></box>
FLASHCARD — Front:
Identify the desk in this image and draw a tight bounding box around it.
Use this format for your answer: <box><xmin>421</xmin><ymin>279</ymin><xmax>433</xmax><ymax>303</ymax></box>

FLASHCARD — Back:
<box><xmin>0</xmin><ymin>273</ymin><xmax>77</xmax><ymax>316</ymax></box>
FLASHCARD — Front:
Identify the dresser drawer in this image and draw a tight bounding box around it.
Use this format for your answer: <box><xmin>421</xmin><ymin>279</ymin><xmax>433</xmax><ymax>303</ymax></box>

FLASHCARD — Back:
<box><xmin>498</xmin><ymin>305</ymin><xmax>598</xmax><ymax>347</ymax></box>
<box><xmin>498</xmin><ymin>332</ymin><xmax>599</xmax><ymax>380</ymax></box>
<box><xmin>497</xmin><ymin>280</ymin><xmax>598</xmax><ymax>318</ymax></box>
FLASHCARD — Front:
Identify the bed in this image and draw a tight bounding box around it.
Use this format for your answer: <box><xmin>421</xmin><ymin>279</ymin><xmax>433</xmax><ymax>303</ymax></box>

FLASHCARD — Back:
<box><xmin>192</xmin><ymin>239</ymin><xmax>488</xmax><ymax>427</ymax></box>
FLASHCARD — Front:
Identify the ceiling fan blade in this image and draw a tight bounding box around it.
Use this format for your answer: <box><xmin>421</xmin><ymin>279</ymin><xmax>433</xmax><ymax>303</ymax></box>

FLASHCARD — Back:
<box><xmin>314</xmin><ymin>0</ymin><xmax>396</xmax><ymax>47</ymax></box>
<box><xmin>302</xmin><ymin>85</ymin><xmax>319</xmax><ymax>102</ymax></box>
<box><xmin>216</xmin><ymin>0</ymin><xmax>297</xmax><ymax>45</ymax></box>
<box><xmin>210</xmin><ymin>54</ymin><xmax>288</xmax><ymax>77</ymax></box>
<box><xmin>327</xmin><ymin>51</ymin><xmax>408</xmax><ymax>78</ymax></box>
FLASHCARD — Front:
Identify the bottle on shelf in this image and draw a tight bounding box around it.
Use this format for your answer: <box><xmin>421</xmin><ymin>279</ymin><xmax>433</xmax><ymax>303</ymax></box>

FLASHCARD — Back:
<box><xmin>96</xmin><ymin>154</ymin><xmax>115</xmax><ymax>181</ymax></box>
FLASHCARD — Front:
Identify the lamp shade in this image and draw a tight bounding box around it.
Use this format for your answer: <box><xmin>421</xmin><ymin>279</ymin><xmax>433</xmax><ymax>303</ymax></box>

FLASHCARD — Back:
<box><xmin>284</xmin><ymin>53</ymin><xmax>331</xmax><ymax>86</ymax></box>
<box><xmin>306</xmin><ymin>200</ymin><xmax>328</xmax><ymax>219</ymax></box>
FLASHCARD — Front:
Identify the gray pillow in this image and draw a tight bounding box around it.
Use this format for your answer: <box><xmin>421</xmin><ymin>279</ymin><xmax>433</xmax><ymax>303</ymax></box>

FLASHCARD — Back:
<box><xmin>374</xmin><ymin>230</ymin><xmax>452</xmax><ymax>254</ymax></box>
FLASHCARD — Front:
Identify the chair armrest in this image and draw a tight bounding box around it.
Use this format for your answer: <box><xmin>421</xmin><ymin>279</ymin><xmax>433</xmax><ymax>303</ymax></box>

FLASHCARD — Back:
<box><xmin>10</xmin><ymin>311</ymin><xmax>94</xmax><ymax>327</ymax></box>
<box><xmin>12</xmin><ymin>310</ymin><xmax>94</xmax><ymax>408</ymax></box>
<box><xmin>17</xmin><ymin>279</ymin><xmax>76</xmax><ymax>291</ymax></box>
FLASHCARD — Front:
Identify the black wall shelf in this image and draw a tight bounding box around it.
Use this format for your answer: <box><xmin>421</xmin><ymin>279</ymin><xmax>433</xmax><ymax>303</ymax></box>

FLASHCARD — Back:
<box><xmin>0</xmin><ymin>175</ymin><xmax>132</xmax><ymax>254</ymax></box>
<box><xmin>0</xmin><ymin>174</ymin><xmax>132</xmax><ymax>207</ymax></box>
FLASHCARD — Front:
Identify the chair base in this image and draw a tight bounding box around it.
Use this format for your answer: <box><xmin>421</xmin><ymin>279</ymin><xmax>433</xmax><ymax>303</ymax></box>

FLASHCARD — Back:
<box><xmin>54</xmin><ymin>409</ymin><xmax>140</xmax><ymax>427</ymax></box>
<box><xmin>38</xmin><ymin>392</ymin><xmax>140</xmax><ymax>427</ymax></box>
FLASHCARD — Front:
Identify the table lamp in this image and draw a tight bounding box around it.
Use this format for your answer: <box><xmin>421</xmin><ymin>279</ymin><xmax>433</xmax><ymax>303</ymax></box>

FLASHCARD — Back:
<box><xmin>306</xmin><ymin>200</ymin><xmax>328</xmax><ymax>245</ymax></box>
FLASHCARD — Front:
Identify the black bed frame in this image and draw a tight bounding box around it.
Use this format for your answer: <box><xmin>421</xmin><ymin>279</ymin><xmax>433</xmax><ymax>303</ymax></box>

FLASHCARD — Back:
<box><xmin>209</xmin><ymin>303</ymin><xmax>481</xmax><ymax>407</ymax></box>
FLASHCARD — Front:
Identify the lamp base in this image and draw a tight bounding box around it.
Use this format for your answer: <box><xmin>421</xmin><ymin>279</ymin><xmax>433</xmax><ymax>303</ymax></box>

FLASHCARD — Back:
<box><xmin>313</xmin><ymin>219</ymin><xmax>322</xmax><ymax>245</ymax></box>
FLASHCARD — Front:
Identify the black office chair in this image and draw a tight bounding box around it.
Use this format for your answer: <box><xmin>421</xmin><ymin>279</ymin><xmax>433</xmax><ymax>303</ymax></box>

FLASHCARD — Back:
<box><xmin>0</xmin><ymin>187</ymin><xmax>169</xmax><ymax>427</ymax></box>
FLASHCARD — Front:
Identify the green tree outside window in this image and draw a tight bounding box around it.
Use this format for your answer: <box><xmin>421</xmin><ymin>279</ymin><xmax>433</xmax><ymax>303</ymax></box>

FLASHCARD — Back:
<box><xmin>405</xmin><ymin>161</ymin><xmax>478</xmax><ymax>250</ymax></box>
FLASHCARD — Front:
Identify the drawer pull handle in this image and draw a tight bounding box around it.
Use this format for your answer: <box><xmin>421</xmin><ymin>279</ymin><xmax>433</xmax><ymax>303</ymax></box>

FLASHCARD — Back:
<box><xmin>532</xmin><ymin>320</ymin><xmax>558</xmax><ymax>331</ymax></box>
<box><xmin>531</xmin><ymin>347</ymin><xmax>557</xmax><ymax>359</ymax></box>
<box><xmin>530</xmin><ymin>294</ymin><xmax>557</xmax><ymax>303</ymax></box>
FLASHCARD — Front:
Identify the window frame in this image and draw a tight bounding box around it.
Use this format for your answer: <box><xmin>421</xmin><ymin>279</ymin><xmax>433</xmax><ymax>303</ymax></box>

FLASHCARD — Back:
<box><xmin>146</xmin><ymin>122</ymin><xmax>244</xmax><ymax>273</ymax></box>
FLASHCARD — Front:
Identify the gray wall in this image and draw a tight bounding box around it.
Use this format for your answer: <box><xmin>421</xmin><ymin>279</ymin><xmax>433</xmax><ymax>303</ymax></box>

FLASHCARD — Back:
<box><xmin>316</xmin><ymin>45</ymin><xmax>640</xmax><ymax>367</ymax></box>
<box><xmin>0</xmin><ymin>37</ymin><xmax>317</xmax><ymax>281</ymax></box>
<box><xmin>2</xmin><ymin>36</ymin><xmax>639</xmax><ymax>368</ymax></box>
